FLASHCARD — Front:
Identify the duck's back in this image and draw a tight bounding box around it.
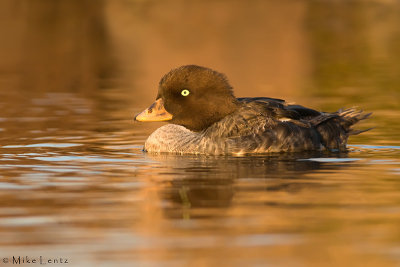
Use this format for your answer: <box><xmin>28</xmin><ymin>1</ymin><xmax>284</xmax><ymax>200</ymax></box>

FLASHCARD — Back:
<box><xmin>223</xmin><ymin>98</ymin><xmax>370</xmax><ymax>153</ymax></box>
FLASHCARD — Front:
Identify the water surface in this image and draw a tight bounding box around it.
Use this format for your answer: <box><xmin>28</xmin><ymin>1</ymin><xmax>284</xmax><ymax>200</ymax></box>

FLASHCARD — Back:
<box><xmin>1</xmin><ymin>1</ymin><xmax>400</xmax><ymax>266</ymax></box>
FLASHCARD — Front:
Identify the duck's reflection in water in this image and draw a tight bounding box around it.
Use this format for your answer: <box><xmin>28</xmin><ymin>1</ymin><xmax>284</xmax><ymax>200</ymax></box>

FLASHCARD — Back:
<box><xmin>144</xmin><ymin>151</ymin><xmax>349</xmax><ymax>219</ymax></box>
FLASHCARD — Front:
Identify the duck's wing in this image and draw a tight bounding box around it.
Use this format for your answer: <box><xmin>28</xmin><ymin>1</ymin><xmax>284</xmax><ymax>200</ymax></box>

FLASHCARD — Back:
<box><xmin>237</xmin><ymin>97</ymin><xmax>321</xmax><ymax>120</ymax></box>
<box><xmin>237</xmin><ymin>97</ymin><xmax>285</xmax><ymax>104</ymax></box>
<box><xmin>285</xmin><ymin>104</ymin><xmax>321</xmax><ymax>118</ymax></box>
<box><xmin>205</xmin><ymin>97</ymin><xmax>370</xmax><ymax>153</ymax></box>
<box><xmin>205</xmin><ymin>98</ymin><xmax>310</xmax><ymax>139</ymax></box>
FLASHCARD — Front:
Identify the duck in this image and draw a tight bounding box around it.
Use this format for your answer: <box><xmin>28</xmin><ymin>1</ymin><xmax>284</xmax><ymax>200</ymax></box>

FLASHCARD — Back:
<box><xmin>134</xmin><ymin>65</ymin><xmax>371</xmax><ymax>155</ymax></box>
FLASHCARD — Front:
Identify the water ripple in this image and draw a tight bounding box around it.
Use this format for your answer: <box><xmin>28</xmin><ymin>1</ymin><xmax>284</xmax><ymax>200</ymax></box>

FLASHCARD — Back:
<box><xmin>2</xmin><ymin>143</ymin><xmax>82</xmax><ymax>148</ymax></box>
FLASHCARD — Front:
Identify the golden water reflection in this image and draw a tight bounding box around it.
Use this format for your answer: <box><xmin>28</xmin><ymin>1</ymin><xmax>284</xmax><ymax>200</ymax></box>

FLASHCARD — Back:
<box><xmin>0</xmin><ymin>0</ymin><xmax>400</xmax><ymax>266</ymax></box>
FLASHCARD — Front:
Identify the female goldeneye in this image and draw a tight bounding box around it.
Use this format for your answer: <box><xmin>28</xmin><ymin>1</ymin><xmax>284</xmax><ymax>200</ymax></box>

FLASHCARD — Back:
<box><xmin>134</xmin><ymin>65</ymin><xmax>370</xmax><ymax>155</ymax></box>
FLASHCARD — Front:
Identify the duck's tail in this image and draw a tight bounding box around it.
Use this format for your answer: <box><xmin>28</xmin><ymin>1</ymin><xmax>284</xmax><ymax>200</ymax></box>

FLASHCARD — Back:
<box><xmin>311</xmin><ymin>108</ymin><xmax>372</xmax><ymax>150</ymax></box>
<box><xmin>338</xmin><ymin>108</ymin><xmax>372</xmax><ymax>135</ymax></box>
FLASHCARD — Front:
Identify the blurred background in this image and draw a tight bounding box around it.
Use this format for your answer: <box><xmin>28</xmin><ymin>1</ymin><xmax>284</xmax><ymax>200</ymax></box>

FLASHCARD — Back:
<box><xmin>1</xmin><ymin>0</ymin><xmax>399</xmax><ymax>104</ymax></box>
<box><xmin>1</xmin><ymin>1</ymin><xmax>400</xmax><ymax>266</ymax></box>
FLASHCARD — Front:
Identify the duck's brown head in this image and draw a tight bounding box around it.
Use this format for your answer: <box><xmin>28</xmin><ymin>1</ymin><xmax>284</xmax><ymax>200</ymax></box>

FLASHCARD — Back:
<box><xmin>135</xmin><ymin>65</ymin><xmax>239</xmax><ymax>131</ymax></box>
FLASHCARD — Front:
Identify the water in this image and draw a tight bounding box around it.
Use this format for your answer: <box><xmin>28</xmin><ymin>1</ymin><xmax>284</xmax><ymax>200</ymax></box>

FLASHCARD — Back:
<box><xmin>1</xmin><ymin>1</ymin><xmax>400</xmax><ymax>266</ymax></box>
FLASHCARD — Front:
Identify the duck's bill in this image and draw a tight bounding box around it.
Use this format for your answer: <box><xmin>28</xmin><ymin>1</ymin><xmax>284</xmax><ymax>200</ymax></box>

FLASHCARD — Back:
<box><xmin>134</xmin><ymin>98</ymin><xmax>173</xmax><ymax>122</ymax></box>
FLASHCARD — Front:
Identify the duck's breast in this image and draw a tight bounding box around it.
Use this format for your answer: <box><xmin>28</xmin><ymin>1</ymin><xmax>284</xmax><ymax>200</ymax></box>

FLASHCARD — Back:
<box><xmin>144</xmin><ymin>124</ymin><xmax>202</xmax><ymax>153</ymax></box>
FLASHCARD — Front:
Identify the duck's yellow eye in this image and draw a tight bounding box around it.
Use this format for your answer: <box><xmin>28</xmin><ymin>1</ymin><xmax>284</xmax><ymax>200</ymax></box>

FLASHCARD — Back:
<box><xmin>181</xmin><ymin>89</ymin><xmax>190</xmax><ymax>96</ymax></box>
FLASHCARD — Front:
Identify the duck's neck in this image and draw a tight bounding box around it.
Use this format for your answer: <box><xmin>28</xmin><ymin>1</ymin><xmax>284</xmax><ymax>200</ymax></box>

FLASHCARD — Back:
<box><xmin>178</xmin><ymin>98</ymin><xmax>240</xmax><ymax>132</ymax></box>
